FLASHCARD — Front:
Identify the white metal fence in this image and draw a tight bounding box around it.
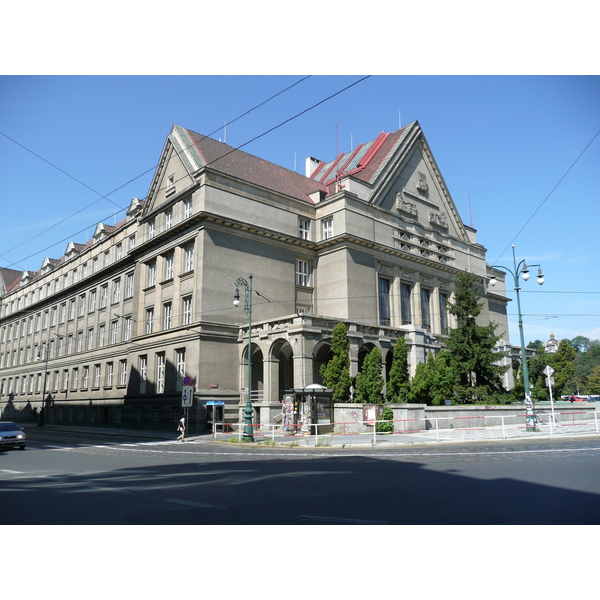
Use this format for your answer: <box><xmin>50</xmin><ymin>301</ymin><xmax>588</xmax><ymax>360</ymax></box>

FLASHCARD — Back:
<box><xmin>212</xmin><ymin>409</ymin><xmax>600</xmax><ymax>445</ymax></box>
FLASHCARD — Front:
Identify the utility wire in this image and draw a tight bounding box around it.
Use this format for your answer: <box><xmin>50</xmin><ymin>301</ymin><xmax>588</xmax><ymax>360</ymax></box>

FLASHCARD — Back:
<box><xmin>494</xmin><ymin>127</ymin><xmax>600</xmax><ymax>264</ymax></box>
<box><xmin>0</xmin><ymin>76</ymin><xmax>313</xmax><ymax>269</ymax></box>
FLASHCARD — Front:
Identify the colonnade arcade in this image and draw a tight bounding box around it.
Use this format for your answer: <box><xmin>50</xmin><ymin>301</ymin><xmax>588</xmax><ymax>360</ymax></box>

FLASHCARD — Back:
<box><xmin>236</xmin><ymin>315</ymin><xmax>442</xmax><ymax>422</ymax></box>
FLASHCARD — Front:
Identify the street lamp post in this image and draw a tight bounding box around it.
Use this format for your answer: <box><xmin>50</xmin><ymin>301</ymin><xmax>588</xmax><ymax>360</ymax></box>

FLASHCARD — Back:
<box><xmin>35</xmin><ymin>342</ymin><xmax>50</xmax><ymax>427</ymax></box>
<box><xmin>489</xmin><ymin>245</ymin><xmax>545</xmax><ymax>431</ymax></box>
<box><xmin>233</xmin><ymin>273</ymin><xmax>254</xmax><ymax>442</ymax></box>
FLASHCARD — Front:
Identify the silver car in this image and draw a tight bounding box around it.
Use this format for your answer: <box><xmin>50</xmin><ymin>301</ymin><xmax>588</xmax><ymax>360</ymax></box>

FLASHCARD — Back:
<box><xmin>0</xmin><ymin>421</ymin><xmax>26</xmax><ymax>450</ymax></box>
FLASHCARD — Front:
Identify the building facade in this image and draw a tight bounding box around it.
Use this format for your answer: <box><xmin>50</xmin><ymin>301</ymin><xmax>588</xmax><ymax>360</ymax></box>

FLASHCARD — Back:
<box><xmin>0</xmin><ymin>121</ymin><xmax>511</xmax><ymax>431</ymax></box>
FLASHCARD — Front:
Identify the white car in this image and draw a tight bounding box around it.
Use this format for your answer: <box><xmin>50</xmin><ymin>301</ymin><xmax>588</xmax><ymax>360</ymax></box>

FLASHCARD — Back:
<box><xmin>0</xmin><ymin>421</ymin><xmax>26</xmax><ymax>450</ymax></box>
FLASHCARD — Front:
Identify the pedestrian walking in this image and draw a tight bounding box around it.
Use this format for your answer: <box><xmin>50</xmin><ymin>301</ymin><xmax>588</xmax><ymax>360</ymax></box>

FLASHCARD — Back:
<box><xmin>177</xmin><ymin>416</ymin><xmax>186</xmax><ymax>442</ymax></box>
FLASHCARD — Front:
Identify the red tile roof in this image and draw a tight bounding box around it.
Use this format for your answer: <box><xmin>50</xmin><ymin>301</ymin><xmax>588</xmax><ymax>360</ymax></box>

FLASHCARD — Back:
<box><xmin>183</xmin><ymin>128</ymin><xmax>326</xmax><ymax>204</ymax></box>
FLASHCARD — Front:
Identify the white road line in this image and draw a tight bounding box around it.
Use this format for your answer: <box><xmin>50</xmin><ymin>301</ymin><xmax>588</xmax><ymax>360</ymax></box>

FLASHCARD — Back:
<box><xmin>297</xmin><ymin>514</ymin><xmax>389</xmax><ymax>524</ymax></box>
<box><xmin>166</xmin><ymin>498</ymin><xmax>226</xmax><ymax>509</ymax></box>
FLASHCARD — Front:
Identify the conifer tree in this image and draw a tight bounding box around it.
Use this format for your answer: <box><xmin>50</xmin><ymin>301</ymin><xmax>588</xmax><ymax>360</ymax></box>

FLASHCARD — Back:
<box><xmin>320</xmin><ymin>322</ymin><xmax>352</xmax><ymax>403</ymax></box>
<box><xmin>354</xmin><ymin>346</ymin><xmax>385</xmax><ymax>404</ymax></box>
<box><xmin>407</xmin><ymin>350</ymin><xmax>456</xmax><ymax>405</ymax></box>
<box><xmin>445</xmin><ymin>272</ymin><xmax>508</xmax><ymax>402</ymax></box>
<box><xmin>387</xmin><ymin>337</ymin><xmax>410</xmax><ymax>403</ymax></box>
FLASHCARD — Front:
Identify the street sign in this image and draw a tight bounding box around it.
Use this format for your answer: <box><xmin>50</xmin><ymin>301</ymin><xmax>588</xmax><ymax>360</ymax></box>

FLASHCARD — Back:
<box><xmin>543</xmin><ymin>365</ymin><xmax>555</xmax><ymax>376</ymax></box>
<box><xmin>182</xmin><ymin>375</ymin><xmax>192</xmax><ymax>386</ymax></box>
<box><xmin>182</xmin><ymin>384</ymin><xmax>194</xmax><ymax>407</ymax></box>
<box><xmin>545</xmin><ymin>376</ymin><xmax>555</xmax><ymax>386</ymax></box>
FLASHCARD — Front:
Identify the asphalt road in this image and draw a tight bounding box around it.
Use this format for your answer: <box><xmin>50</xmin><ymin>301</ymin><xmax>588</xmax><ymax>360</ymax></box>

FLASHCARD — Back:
<box><xmin>1</xmin><ymin>428</ymin><xmax>599</xmax><ymax>525</ymax></box>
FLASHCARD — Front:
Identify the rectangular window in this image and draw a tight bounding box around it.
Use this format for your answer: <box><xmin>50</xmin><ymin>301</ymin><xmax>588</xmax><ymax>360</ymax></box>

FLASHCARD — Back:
<box><xmin>379</xmin><ymin>277</ymin><xmax>391</xmax><ymax>326</ymax></box>
<box><xmin>295</xmin><ymin>260</ymin><xmax>309</xmax><ymax>287</ymax></box>
<box><xmin>156</xmin><ymin>353</ymin><xmax>165</xmax><ymax>394</ymax></box>
<box><xmin>164</xmin><ymin>252</ymin><xmax>174</xmax><ymax>280</ymax></box>
<box><xmin>93</xmin><ymin>364</ymin><xmax>101</xmax><ymax>388</ymax></box>
<box><xmin>116</xmin><ymin>243</ymin><xmax>122</xmax><ymax>260</ymax></box>
<box><xmin>298</xmin><ymin>218</ymin><xmax>310</xmax><ymax>240</ymax></box>
<box><xmin>165</xmin><ymin>209</ymin><xmax>173</xmax><ymax>230</ymax></box>
<box><xmin>119</xmin><ymin>360</ymin><xmax>127</xmax><ymax>386</ymax></box>
<box><xmin>77</xmin><ymin>331</ymin><xmax>83</xmax><ymax>353</ymax></box>
<box><xmin>100</xmin><ymin>285</ymin><xmax>108</xmax><ymax>308</ymax></box>
<box><xmin>124</xmin><ymin>316</ymin><xmax>132</xmax><ymax>341</ymax></box>
<box><xmin>182</xmin><ymin>296</ymin><xmax>192</xmax><ymax>326</ymax></box>
<box><xmin>139</xmin><ymin>356</ymin><xmax>147</xmax><ymax>394</ymax></box>
<box><xmin>112</xmin><ymin>278</ymin><xmax>121</xmax><ymax>303</ymax></box>
<box><xmin>148</xmin><ymin>219</ymin><xmax>155</xmax><ymax>239</ymax></box>
<box><xmin>98</xmin><ymin>324</ymin><xmax>105</xmax><ymax>348</ymax></box>
<box><xmin>93</xmin><ymin>257</ymin><xmax>99</xmax><ymax>273</ymax></box>
<box><xmin>89</xmin><ymin>289</ymin><xmax>97</xmax><ymax>312</ymax></box>
<box><xmin>82</xmin><ymin>366</ymin><xmax>89</xmax><ymax>388</ymax></box>
<box><xmin>421</xmin><ymin>288</ymin><xmax>431</xmax><ymax>330</ymax></box>
<box><xmin>79</xmin><ymin>294</ymin><xmax>86</xmax><ymax>317</ymax></box>
<box><xmin>67</xmin><ymin>334</ymin><xmax>74</xmax><ymax>354</ymax></box>
<box><xmin>129</xmin><ymin>234</ymin><xmax>136</xmax><ymax>251</ymax></box>
<box><xmin>111</xmin><ymin>320</ymin><xmax>119</xmax><ymax>344</ymax></box>
<box><xmin>147</xmin><ymin>260</ymin><xmax>157</xmax><ymax>287</ymax></box>
<box><xmin>60</xmin><ymin>303</ymin><xmax>66</xmax><ymax>323</ymax></box>
<box><xmin>105</xmin><ymin>362</ymin><xmax>113</xmax><ymax>387</ymax></box>
<box><xmin>104</xmin><ymin>250</ymin><xmax>110</xmax><ymax>268</ymax></box>
<box><xmin>88</xmin><ymin>328</ymin><xmax>95</xmax><ymax>350</ymax></box>
<box><xmin>163</xmin><ymin>302</ymin><xmax>172</xmax><ymax>330</ymax></box>
<box><xmin>183</xmin><ymin>245</ymin><xmax>194</xmax><ymax>272</ymax></box>
<box><xmin>146</xmin><ymin>308</ymin><xmax>154</xmax><ymax>335</ymax></box>
<box><xmin>184</xmin><ymin>198</ymin><xmax>192</xmax><ymax>218</ymax></box>
<box><xmin>176</xmin><ymin>348</ymin><xmax>186</xmax><ymax>392</ymax></box>
<box><xmin>322</xmin><ymin>217</ymin><xmax>334</xmax><ymax>240</ymax></box>
<box><xmin>440</xmin><ymin>293</ymin><xmax>448</xmax><ymax>335</ymax></box>
<box><xmin>72</xmin><ymin>368</ymin><xmax>79</xmax><ymax>390</ymax></box>
<box><xmin>401</xmin><ymin>283</ymin><xmax>412</xmax><ymax>325</ymax></box>
<box><xmin>69</xmin><ymin>299</ymin><xmax>76</xmax><ymax>320</ymax></box>
<box><xmin>126</xmin><ymin>272</ymin><xmax>134</xmax><ymax>298</ymax></box>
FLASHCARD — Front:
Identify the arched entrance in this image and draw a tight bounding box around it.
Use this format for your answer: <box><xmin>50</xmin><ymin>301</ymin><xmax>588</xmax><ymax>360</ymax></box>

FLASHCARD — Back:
<box><xmin>270</xmin><ymin>339</ymin><xmax>294</xmax><ymax>401</ymax></box>
<box><xmin>313</xmin><ymin>340</ymin><xmax>333</xmax><ymax>386</ymax></box>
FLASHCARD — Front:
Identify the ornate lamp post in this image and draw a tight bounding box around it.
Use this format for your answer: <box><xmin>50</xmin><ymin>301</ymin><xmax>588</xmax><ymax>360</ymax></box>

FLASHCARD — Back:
<box><xmin>35</xmin><ymin>342</ymin><xmax>50</xmax><ymax>427</ymax></box>
<box><xmin>489</xmin><ymin>245</ymin><xmax>545</xmax><ymax>430</ymax></box>
<box><xmin>233</xmin><ymin>274</ymin><xmax>254</xmax><ymax>442</ymax></box>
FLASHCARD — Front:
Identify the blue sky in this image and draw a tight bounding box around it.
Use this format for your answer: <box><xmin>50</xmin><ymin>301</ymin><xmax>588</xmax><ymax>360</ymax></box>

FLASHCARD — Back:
<box><xmin>1</xmin><ymin>74</ymin><xmax>599</xmax><ymax>347</ymax></box>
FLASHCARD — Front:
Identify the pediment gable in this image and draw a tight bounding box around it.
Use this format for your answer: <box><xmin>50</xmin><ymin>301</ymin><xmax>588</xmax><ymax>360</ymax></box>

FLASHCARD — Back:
<box><xmin>370</xmin><ymin>123</ymin><xmax>470</xmax><ymax>243</ymax></box>
<box><xmin>142</xmin><ymin>125</ymin><xmax>201</xmax><ymax>216</ymax></box>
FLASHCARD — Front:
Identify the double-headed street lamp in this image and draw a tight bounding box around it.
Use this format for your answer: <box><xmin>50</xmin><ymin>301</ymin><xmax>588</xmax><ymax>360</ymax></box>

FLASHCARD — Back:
<box><xmin>233</xmin><ymin>273</ymin><xmax>254</xmax><ymax>442</ymax></box>
<box><xmin>489</xmin><ymin>245</ymin><xmax>545</xmax><ymax>430</ymax></box>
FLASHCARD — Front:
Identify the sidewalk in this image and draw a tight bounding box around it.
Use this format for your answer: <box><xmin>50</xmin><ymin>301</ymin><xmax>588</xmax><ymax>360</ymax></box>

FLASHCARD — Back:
<box><xmin>22</xmin><ymin>420</ymin><xmax>600</xmax><ymax>448</ymax></box>
<box><xmin>216</xmin><ymin>419</ymin><xmax>600</xmax><ymax>448</ymax></box>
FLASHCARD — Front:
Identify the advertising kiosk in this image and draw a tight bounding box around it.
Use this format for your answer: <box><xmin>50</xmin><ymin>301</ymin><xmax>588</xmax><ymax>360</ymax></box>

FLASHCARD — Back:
<box><xmin>283</xmin><ymin>384</ymin><xmax>334</xmax><ymax>435</ymax></box>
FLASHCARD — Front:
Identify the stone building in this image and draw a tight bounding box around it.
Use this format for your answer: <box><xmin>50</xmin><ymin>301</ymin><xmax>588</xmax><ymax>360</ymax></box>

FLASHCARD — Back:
<box><xmin>0</xmin><ymin>121</ymin><xmax>510</xmax><ymax>431</ymax></box>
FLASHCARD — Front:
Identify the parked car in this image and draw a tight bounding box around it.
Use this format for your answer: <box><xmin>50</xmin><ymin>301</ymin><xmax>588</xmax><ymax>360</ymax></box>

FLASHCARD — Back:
<box><xmin>565</xmin><ymin>395</ymin><xmax>586</xmax><ymax>402</ymax></box>
<box><xmin>0</xmin><ymin>421</ymin><xmax>26</xmax><ymax>450</ymax></box>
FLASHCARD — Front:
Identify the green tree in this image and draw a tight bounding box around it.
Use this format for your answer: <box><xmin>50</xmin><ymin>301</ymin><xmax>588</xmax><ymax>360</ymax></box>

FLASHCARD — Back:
<box><xmin>444</xmin><ymin>272</ymin><xmax>508</xmax><ymax>402</ymax></box>
<box><xmin>547</xmin><ymin>339</ymin><xmax>576</xmax><ymax>396</ymax></box>
<box><xmin>587</xmin><ymin>364</ymin><xmax>600</xmax><ymax>394</ymax></box>
<box><xmin>376</xmin><ymin>406</ymin><xmax>394</xmax><ymax>433</ymax></box>
<box><xmin>528</xmin><ymin>346</ymin><xmax>550</xmax><ymax>401</ymax></box>
<box><xmin>527</xmin><ymin>339</ymin><xmax>545</xmax><ymax>350</ymax></box>
<box><xmin>320</xmin><ymin>322</ymin><xmax>352</xmax><ymax>403</ymax></box>
<box><xmin>386</xmin><ymin>337</ymin><xmax>410</xmax><ymax>403</ymax></box>
<box><xmin>354</xmin><ymin>346</ymin><xmax>385</xmax><ymax>404</ymax></box>
<box><xmin>407</xmin><ymin>350</ymin><xmax>456</xmax><ymax>406</ymax></box>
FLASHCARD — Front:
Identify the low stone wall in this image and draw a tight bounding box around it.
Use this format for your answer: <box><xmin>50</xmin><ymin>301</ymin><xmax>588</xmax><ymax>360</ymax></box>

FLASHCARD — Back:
<box><xmin>332</xmin><ymin>402</ymin><xmax>596</xmax><ymax>433</ymax></box>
